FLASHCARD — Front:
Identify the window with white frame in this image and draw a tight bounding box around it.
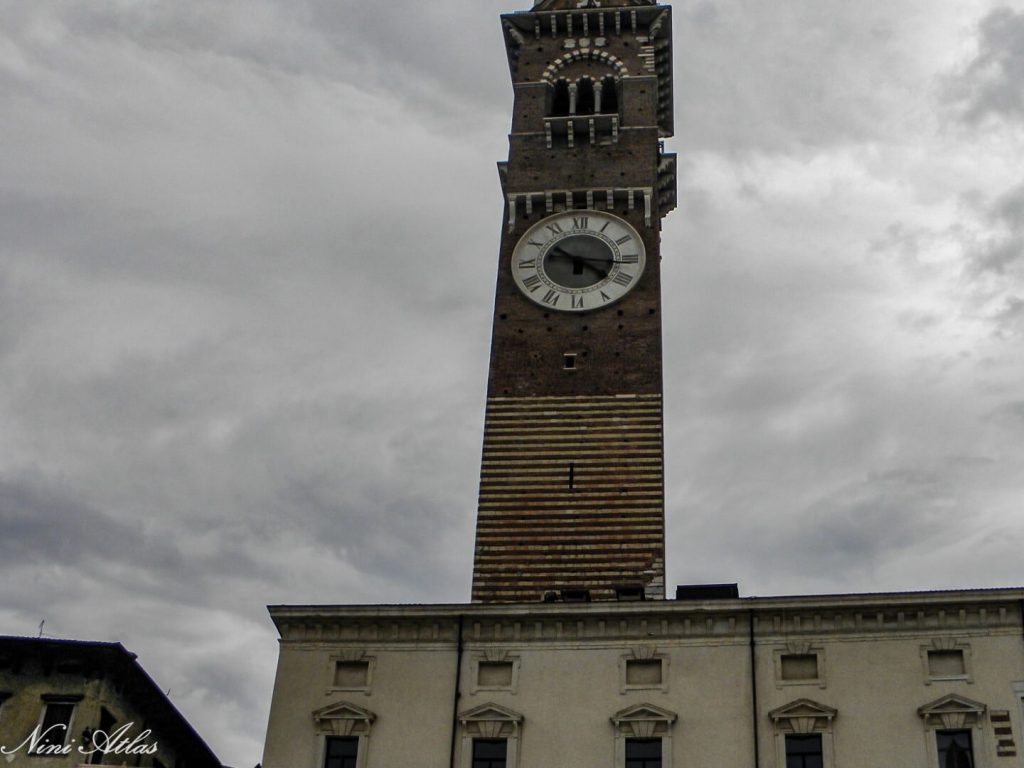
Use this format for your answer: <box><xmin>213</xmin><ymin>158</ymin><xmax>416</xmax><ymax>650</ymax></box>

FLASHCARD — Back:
<box><xmin>774</xmin><ymin>642</ymin><xmax>825</xmax><ymax>689</ymax></box>
<box><xmin>921</xmin><ymin>639</ymin><xmax>972</xmax><ymax>684</ymax></box>
<box><xmin>619</xmin><ymin>648</ymin><xmax>669</xmax><ymax>694</ymax></box>
<box><xmin>458</xmin><ymin>703</ymin><xmax>522</xmax><ymax>768</ymax></box>
<box><xmin>324</xmin><ymin>736</ymin><xmax>359</xmax><ymax>768</ymax></box>
<box><xmin>769</xmin><ymin>699</ymin><xmax>837</xmax><ymax>768</ymax></box>
<box><xmin>471</xmin><ymin>652</ymin><xmax>520</xmax><ymax>694</ymax></box>
<box><xmin>936</xmin><ymin>730</ymin><xmax>975</xmax><ymax>768</ymax></box>
<box><xmin>472</xmin><ymin>739</ymin><xmax>507</xmax><ymax>768</ymax></box>
<box><xmin>33</xmin><ymin>697</ymin><xmax>79</xmax><ymax>752</ymax></box>
<box><xmin>625</xmin><ymin>737</ymin><xmax>662</xmax><ymax>768</ymax></box>
<box><xmin>918</xmin><ymin>693</ymin><xmax>987</xmax><ymax>768</ymax></box>
<box><xmin>611</xmin><ymin>704</ymin><xmax>676</xmax><ymax>768</ymax></box>
<box><xmin>785</xmin><ymin>733</ymin><xmax>823</xmax><ymax>768</ymax></box>
<box><xmin>312</xmin><ymin>701</ymin><xmax>376</xmax><ymax>768</ymax></box>
<box><xmin>327</xmin><ymin>651</ymin><xmax>375</xmax><ymax>695</ymax></box>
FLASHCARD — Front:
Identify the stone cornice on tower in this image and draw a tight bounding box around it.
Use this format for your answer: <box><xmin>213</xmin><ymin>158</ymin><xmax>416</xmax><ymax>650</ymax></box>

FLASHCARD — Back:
<box><xmin>533</xmin><ymin>0</ymin><xmax>655</xmax><ymax>9</ymax></box>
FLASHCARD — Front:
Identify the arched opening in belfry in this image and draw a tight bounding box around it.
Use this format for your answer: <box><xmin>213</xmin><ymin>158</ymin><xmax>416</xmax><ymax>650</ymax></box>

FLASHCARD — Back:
<box><xmin>576</xmin><ymin>78</ymin><xmax>596</xmax><ymax>115</ymax></box>
<box><xmin>600</xmin><ymin>75</ymin><xmax>619</xmax><ymax>114</ymax></box>
<box><xmin>551</xmin><ymin>79</ymin><xmax>571</xmax><ymax>116</ymax></box>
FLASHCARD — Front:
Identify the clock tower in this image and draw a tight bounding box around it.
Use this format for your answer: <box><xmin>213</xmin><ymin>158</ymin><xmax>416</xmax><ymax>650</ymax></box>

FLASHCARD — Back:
<box><xmin>472</xmin><ymin>0</ymin><xmax>676</xmax><ymax>603</ymax></box>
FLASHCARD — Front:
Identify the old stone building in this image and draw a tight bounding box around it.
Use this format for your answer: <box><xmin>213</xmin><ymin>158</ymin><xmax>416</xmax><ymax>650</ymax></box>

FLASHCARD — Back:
<box><xmin>261</xmin><ymin>1</ymin><xmax>1024</xmax><ymax>767</ymax></box>
<box><xmin>0</xmin><ymin>636</ymin><xmax>221</xmax><ymax>768</ymax></box>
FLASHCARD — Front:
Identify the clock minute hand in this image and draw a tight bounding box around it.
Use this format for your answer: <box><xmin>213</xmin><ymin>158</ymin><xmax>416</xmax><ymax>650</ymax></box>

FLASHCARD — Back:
<box><xmin>550</xmin><ymin>247</ymin><xmax>612</xmax><ymax>266</ymax></box>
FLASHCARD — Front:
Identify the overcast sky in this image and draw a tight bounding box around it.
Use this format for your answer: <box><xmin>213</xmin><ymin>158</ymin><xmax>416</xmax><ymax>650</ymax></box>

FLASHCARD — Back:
<box><xmin>2</xmin><ymin>0</ymin><xmax>1023</xmax><ymax>763</ymax></box>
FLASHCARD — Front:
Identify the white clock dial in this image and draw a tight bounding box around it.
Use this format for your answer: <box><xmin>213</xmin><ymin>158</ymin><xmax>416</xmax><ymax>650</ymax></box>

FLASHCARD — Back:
<box><xmin>511</xmin><ymin>211</ymin><xmax>646</xmax><ymax>313</ymax></box>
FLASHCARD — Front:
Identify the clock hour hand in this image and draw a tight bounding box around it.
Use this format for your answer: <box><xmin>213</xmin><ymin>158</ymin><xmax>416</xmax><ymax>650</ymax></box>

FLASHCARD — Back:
<box><xmin>550</xmin><ymin>246</ymin><xmax>612</xmax><ymax>277</ymax></box>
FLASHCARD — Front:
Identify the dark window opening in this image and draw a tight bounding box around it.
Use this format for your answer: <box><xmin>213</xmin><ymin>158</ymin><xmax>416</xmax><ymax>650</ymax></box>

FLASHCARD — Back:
<box><xmin>785</xmin><ymin>734</ymin><xmax>823</xmax><ymax>768</ymax></box>
<box><xmin>626</xmin><ymin>738</ymin><xmax>661</xmax><ymax>768</ymax></box>
<box><xmin>561</xmin><ymin>588</ymin><xmax>591</xmax><ymax>602</ymax></box>
<box><xmin>324</xmin><ymin>737</ymin><xmax>359</xmax><ymax>768</ymax></box>
<box><xmin>601</xmin><ymin>76</ymin><xmax>619</xmax><ymax>113</ymax></box>
<box><xmin>937</xmin><ymin>731</ymin><xmax>974</xmax><ymax>768</ymax></box>
<box><xmin>564</xmin><ymin>354</ymin><xmax>577</xmax><ymax>370</ymax></box>
<box><xmin>615</xmin><ymin>585</ymin><xmax>645</xmax><ymax>601</ymax></box>
<box><xmin>552</xmin><ymin>80</ymin><xmax>570</xmax><ymax>116</ymax></box>
<box><xmin>577</xmin><ymin>78</ymin><xmax>595</xmax><ymax>115</ymax></box>
<box><xmin>473</xmin><ymin>739</ymin><xmax>507</xmax><ymax>768</ymax></box>
<box><xmin>34</xmin><ymin>702</ymin><xmax>74</xmax><ymax>750</ymax></box>
<box><xmin>568</xmin><ymin>461</ymin><xmax>575</xmax><ymax>488</ymax></box>
<box><xmin>90</xmin><ymin>707</ymin><xmax>117</xmax><ymax>764</ymax></box>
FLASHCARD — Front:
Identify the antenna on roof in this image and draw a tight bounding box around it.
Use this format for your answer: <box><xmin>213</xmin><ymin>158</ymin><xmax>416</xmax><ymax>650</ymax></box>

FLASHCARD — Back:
<box><xmin>38</xmin><ymin>620</ymin><xmax>44</xmax><ymax>638</ymax></box>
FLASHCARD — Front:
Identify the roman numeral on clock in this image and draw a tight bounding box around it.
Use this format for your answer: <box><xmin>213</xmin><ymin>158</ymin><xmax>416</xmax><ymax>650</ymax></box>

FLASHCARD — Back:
<box><xmin>572</xmin><ymin>216</ymin><xmax>589</xmax><ymax>231</ymax></box>
<box><xmin>518</xmin><ymin>259</ymin><xmax>536</xmax><ymax>269</ymax></box>
<box><xmin>528</xmin><ymin>240</ymin><xmax>545</xmax><ymax>249</ymax></box>
<box><xmin>542</xmin><ymin>290</ymin><xmax>560</xmax><ymax>306</ymax></box>
<box><xmin>522</xmin><ymin>274</ymin><xmax>542</xmax><ymax>292</ymax></box>
<box><xmin>612</xmin><ymin>272</ymin><xmax>634</xmax><ymax>287</ymax></box>
<box><xmin>615</xmin><ymin>235</ymin><xmax>632</xmax><ymax>246</ymax></box>
<box><xmin>619</xmin><ymin>254</ymin><xmax>639</xmax><ymax>264</ymax></box>
<box><xmin>572</xmin><ymin>295</ymin><xmax>585</xmax><ymax>309</ymax></box>
<box><xmin>546</xmin><ymin>223</ymin><xmax>564</xmax><ymax>236</ymax></box>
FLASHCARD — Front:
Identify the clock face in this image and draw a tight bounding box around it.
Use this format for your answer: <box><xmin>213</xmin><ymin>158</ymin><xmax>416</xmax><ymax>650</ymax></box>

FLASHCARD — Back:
<box><xmin>511</xmin><ymin>211</ymin><xmax>646</xmax><ymax>313</ymax></box>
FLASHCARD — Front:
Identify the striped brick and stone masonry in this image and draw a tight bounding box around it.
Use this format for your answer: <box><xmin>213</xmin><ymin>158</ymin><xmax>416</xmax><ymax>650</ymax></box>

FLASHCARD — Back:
<box><xmin>471</xmin><ymin>0</ymin><xmax>675</xmax><ymax>603</ymax></box>
<box><xmin>472</xmin><ymin>394</ymin><xmax>665</xmax><ymax>603</ymax></box>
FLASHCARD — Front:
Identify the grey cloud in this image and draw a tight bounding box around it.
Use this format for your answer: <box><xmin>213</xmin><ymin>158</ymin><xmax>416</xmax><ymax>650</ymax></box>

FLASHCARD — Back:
<box><xmin>674</xmin><ymin>0</ymin><xmax>928</xmax><ymax>153</ymax></box>
<box><xmin>51</xmin><ymin>0</ymin><xmax>515</xmax><ymax>126</ymax></box>
<box><xmin>960</xmin><ymin>184</ymin><xmax>1024</xmax><ymax>340</ymax></box>
<box><xmin>0</xmin><ymin>477</ymin><xmax>165</xmax><ymax>566</ymax></box>
<box><xmin>947</xmin><ymin>7</ymin><xmax>1024</xmax><ymax>124</ymax></box>
<box><xmin>4</xmin><ymin>0</ymin><xmax>1024</xmax><ymax>764</ymax></box>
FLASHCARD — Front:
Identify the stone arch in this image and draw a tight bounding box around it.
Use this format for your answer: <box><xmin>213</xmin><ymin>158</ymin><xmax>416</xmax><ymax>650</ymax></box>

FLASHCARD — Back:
<box><xmin>541</xmin><ymin>49</ymin><xmax>628</xmax><ymax>85</ymax></box>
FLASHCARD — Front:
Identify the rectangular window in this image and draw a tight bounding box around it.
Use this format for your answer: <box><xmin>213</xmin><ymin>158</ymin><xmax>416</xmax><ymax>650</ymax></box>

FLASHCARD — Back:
<box><xmin>785</xmin><ymin>734</ymin><xmax>823</xmax><ymax>768</ymax></box>
<box><xmin>937</xmin><ymin>730</ymin><xmax>974</xmax><ymax>768</ymax></box>
<box><xmin>333</xmin><ymin>661</ymin><xmax>369</xmax><ymax>688</ymax></box>
<box><xmin>625</xmin><ymin>738</ymin><xmax>661</xmax><ymax>768</ymax></box>
<box><xmin>781</xmin><ymin>654</ymin><xmax>819</xmax><ymax>681</ymax></box>
<box><xmin>324</xmin><ymin>736</ymin><xmax>359</xmax><ymax>768</ymax></box>
<box><xmin>34</xmin><ymin>702</ymin><xmax>75</xmax><ymax>750</ymax></box>
<box><xmin>625</xmin><ymin>659</ymin><xmax>663</xmax><ymax>686</ymax></box>
<box><xmin>478</xmin><ymin>661</ymin><xmax>514</xmax><ymax>688</ymax></box>
<box><xmin>928</xmin><ymin>650</ymin><xmax>966</xmax><ymax>678</ymax></box>
<box><xmin>472</xmin><ymin>739</ymin><xmax>507</xmax><ymax>768</ymax></box>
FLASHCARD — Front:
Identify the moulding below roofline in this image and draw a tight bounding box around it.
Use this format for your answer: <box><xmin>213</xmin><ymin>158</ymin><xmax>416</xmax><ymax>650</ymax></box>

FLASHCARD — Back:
<box><xmin>274</xmin><ymin>600</ymin><xmax>1023</xmax><ymax>646</ymax></box>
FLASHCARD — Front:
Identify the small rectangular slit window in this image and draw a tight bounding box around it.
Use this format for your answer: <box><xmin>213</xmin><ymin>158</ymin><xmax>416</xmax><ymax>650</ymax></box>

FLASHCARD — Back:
<box><xmin>333</xmin><ymin>661</ymin><xmax>369</xmax><ymax>688</ymax></box>
<box><xmin>928</xmin><ymin>649</ymin><xmax>966</xmax><ymax>678</ymax></box>
<box><xmin>563</xmin><ymin>353</ymin><xmax>577</xmax><ymax>369</ymax></box>
<box><xmin>780</xmin><ymin>654</ymin><xmax>819</xmax><ymax>681</ymax></box>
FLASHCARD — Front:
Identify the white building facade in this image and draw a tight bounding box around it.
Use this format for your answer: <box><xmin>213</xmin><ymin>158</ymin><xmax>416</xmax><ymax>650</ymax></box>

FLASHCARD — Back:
<box><xmin>262</xmin><ymin>589</ymin><xmax>1024</xmax><ymax>768</ymax></box>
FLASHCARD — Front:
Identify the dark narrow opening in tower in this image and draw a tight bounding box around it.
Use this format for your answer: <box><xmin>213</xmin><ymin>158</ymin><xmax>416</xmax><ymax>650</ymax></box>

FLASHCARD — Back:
<box><xmin>577</xmin><ymin>78</ymin><xmax>595</xmax><ymax>115</ymax></box>
<box><xmin>552</xmin><ymin>80</ymin><xmax>570</xmax><ymax>117</ymax></box>
<box><xmin>568</xmin><ymin>461</ymin><xmax>575</xmax><ymax>488</ymax></box>
<box><xmin>601</xmin><ymin>75</ymin><xmax>619</xmax><ymax>114</ymax></box>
